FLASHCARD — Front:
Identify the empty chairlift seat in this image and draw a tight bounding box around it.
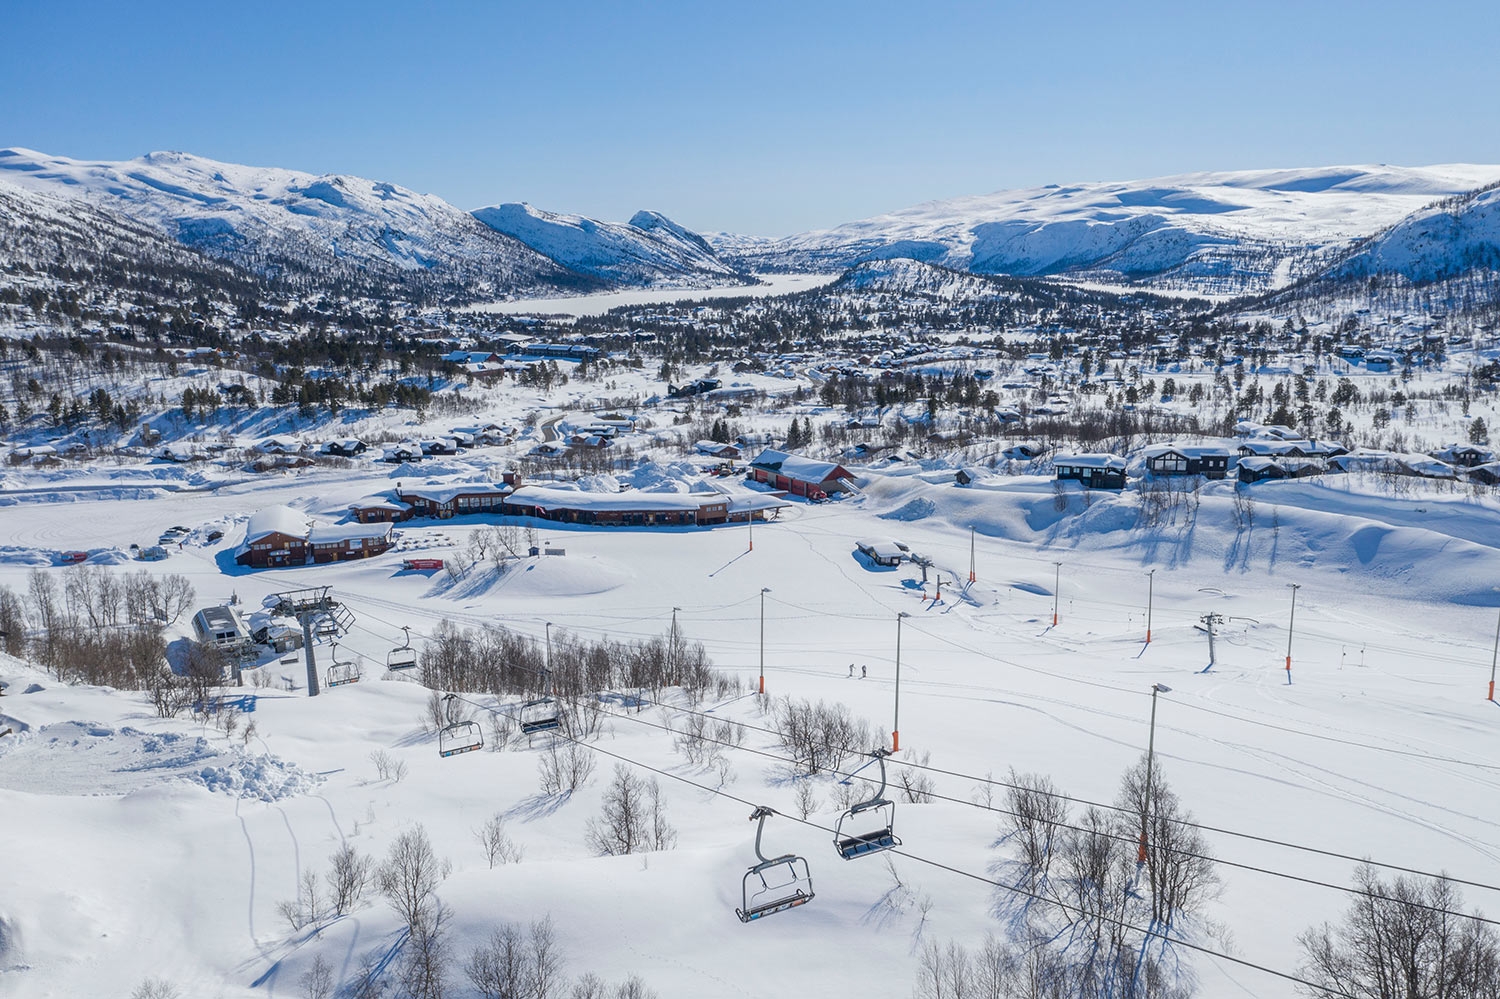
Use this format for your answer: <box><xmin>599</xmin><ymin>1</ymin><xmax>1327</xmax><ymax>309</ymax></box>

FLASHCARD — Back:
<box><xmin>737</xmin><ymin>806</ymin><xmax>815</xmax><ymax>923</ymax></box>
<box><xmin>438</xmin><ymin>719</ymin><xmax>483</xmax><ymax>757</ymax></box>
<box><xmin>520</xmin><ymin>696</ymin><xmax>562</xmax><ymax>735</ymax></box>
<box><xmin>387</xmin><ymin>626</ymin><xmax>418</xmax><ymax>670</ymax></box>
<box><xmin>834</xmin><ymin>748</ymin><xmax>901</xmax><ymax>860</ymax></box>
<box><xmin>326</xmin><ymin>644</ymin><xmax>362</xmax><ymax>687</ymax></box>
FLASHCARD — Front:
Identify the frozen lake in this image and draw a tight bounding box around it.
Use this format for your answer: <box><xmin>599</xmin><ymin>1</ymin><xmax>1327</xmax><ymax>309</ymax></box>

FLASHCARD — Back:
<box><xmin>469</xmin><ymin>272</ymin><xmax>838</xmax><ymax>317</ymax></box>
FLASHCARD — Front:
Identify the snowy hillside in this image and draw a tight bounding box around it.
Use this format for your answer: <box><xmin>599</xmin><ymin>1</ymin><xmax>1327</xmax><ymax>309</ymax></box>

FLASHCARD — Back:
<box><xmin>471</xmin><ymin>203</ymin><xmax>749</xmax><ymax>288</ymax></box>
<box><xmin>0</xmin><ymin>148</ymin><xmax>594</xmax><ymax>301</ymax></box>
<box><xmin>0</xmin><ymin>175</ymin><xmax>269</xmax><ymax>305</ymax></box>
<box><xmin>716</xmin><ymin>165</ymin><xmax>1500</xmax><ymax>294</ymax></box>
<box><xmin>1327</xmin><ymin>180</ymin><xmax>1500</xmax><ymax>282</ymax></box>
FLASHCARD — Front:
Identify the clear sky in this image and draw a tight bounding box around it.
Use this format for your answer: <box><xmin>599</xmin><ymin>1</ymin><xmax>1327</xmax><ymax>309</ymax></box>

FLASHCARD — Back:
<box><xmin>3</xmin><ymin>0</ymin><xmax>1497</xmax><ymax>236</ymax></box>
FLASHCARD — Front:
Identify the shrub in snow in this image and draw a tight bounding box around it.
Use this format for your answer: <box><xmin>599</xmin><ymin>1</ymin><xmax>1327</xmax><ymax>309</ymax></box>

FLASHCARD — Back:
<box><xmin>585</xmin><ymin>764</ymin><xmax>677</xmax><ymax>856</ymax></box>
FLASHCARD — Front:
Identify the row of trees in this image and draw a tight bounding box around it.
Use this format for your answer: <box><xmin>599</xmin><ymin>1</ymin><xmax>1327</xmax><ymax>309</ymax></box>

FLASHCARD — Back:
<box><xmin>418</xmin><ymin>620</ymin><xmax>727</xmax><ymax>707</ymax></box>
<box><xmin>0</xmin><ymin>568</ymin><xmax>192</xmax><ymax>688</ymax></box>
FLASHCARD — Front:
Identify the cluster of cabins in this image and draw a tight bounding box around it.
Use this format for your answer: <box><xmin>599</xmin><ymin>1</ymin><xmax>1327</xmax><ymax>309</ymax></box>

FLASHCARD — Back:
<box><xmin>1048</xmin><ymin>433</ymin><xmax>1500</xmax><ymax>490</ymax></box>
<box><xmin>233</xmin><ymin>447</ymin><xmax>859</xmax><ymax>571</ymax></box>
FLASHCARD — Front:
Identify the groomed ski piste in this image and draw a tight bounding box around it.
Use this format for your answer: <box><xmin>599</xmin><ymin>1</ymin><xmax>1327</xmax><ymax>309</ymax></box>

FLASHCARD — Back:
<box><xmin>2</xmin><ymin>461</ymin><xmax>1499</xmax><ymax>999</ymax></box>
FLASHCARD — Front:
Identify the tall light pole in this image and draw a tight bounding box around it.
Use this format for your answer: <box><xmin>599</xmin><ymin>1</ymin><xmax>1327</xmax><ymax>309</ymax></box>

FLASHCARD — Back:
<box><xmin>1145</xmin><ymin>569</ymin><xmax>1156</xmax><ymax>644</ymax></box>
<box><xmin>1052</xmin><ymin>562</ymin><xmax>1062</xmax><ymax>627</ymax></box>
<box><xmin>748</xmin><ymin>506</ymin><xmax>754</xmax><ymax>552</ymax></box>
<box><xmin>1138</xmin><ymin>682</ymin><xmax>1172</xmax><ymax>864</ymax></box>
<box><xmin>968</xmin><ymin>526</ymin><xmax>977</xmax><ymax>584</ymax></box>
<box><xmin>1489</xmin><ymin>605</ymin><xmax>1499</xmax><ymax>702</ymax></box>
<box><xmin>670</xmin><ymin>606</ymin><xmax>682</xmax><ymax>672</ymax></box>
<box><xmin>758</xmin><ymin>587</ymin><xmax>770</xmax><ymax>694</ymax></box>
<box><xmin>1285</xmin><ymin>584</ymin><xmax>1301</xmax><ymax>683</ymax></box>
<box><xmin>893</xmin><ymin>611</ymin><xmax>910</xmax><ymax>752</ymax></box>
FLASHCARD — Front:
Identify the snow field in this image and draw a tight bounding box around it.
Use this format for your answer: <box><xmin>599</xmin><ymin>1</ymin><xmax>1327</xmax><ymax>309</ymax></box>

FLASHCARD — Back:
<box><xmin>1</xmin><ymin>462</ymin><xmax>1499</xmax><ymax>998</ymax></box>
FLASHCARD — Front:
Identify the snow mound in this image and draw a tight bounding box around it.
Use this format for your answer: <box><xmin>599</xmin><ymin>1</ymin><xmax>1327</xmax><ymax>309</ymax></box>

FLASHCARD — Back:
<box><xmin>879</xmin><ymin>498</ymin><xmax>937</xmax><ymax>522</ymax></box>
<box><xmin>0</xmin><ymin>720</ymin><xmax>320</xmax><ymax>800</ymax></box>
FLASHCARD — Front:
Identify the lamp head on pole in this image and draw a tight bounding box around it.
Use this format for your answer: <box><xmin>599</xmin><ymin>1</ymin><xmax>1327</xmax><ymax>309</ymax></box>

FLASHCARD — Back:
<box><xmin>1152</xmin><ymin>683</ymin><xmax>1172</xmax><ymax>694</ymax></box>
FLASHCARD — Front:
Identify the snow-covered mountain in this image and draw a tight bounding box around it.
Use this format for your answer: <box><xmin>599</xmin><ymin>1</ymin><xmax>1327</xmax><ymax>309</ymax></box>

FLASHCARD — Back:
<box><xmin>0</xmin><ymin>174</ymin><xmax>270</xmax><ymax>308</ymax></box>
<box><xmin>716</xmin><ymin>165</ymin><xmax>1500</xmax><ymax>294</ymax></box>
<box><xmin>0</xmin><ymin>148</ymin><xmax>741</xmax><ymax>301</ymax></box>
<box><xmin>1326</xmin><ymin>180</ymin><xmax>1500</xmax><ymax>283</ymax></box>
<box><xmin>471</xmin><ymin>203</ymin><xmax>747</xmax><ymax>287</ymax></box>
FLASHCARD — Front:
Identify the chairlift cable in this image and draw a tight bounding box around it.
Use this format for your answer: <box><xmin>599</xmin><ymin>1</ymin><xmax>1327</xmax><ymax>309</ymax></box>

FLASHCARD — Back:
<box><xmin>540</xmin><ymin>716</ymin><xmax>1359</xmax><ymax>999</ymax></box>
<box><xmin>587</xmin><ymin>699</ymin><xmax>1500</xmax><ymax>927</ymax></box>
<box><xmin>294</xmin><ymin>591</ymin><xmax>1500</xmax><ymax>889</ymax></box>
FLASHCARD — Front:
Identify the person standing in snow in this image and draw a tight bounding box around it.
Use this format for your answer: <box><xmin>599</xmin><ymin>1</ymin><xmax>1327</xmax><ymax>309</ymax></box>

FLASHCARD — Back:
<box><xmin>861</xmin><ymin>664</ymin><xmax>867</xmax><ymax>679</ymax></box>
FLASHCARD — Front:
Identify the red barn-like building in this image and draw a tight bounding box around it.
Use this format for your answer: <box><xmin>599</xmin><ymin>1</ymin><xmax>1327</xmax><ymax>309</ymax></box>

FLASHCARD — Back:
<box><xmin>747</xmin><ymin>449</ymin><xmax>856</xmax><ymax>500</ymax></box>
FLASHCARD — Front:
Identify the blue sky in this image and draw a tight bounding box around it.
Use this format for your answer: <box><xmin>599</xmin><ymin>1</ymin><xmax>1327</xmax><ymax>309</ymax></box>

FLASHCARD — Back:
<box><xmin>3</xmin><ymin>0</ymin><xmax>1497</xmax><ymax>235</ymax></box>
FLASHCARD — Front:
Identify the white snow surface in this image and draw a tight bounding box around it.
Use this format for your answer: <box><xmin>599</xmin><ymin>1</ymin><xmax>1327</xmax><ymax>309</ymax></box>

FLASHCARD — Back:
<box><xmin>717</xmin><ymin>164</ymin><xmax>1500</xmax><ymax>290</ymax></box>
<box><xmin>470</xmin><ymin>203</ymin><xmax>743</xmax><ymax>286</ymax></box>
<box><xmin>3</xmin><ymin>459</ymin><xmax>1500</xmax><ymax>999</ymax></box>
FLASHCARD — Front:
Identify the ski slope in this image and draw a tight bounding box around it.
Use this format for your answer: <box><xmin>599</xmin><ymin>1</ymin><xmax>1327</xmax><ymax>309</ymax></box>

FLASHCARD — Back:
<box><xmin>2</xmin><ymin>465</ymin><xmax>1499</xmax><ymax>998</ymax></box>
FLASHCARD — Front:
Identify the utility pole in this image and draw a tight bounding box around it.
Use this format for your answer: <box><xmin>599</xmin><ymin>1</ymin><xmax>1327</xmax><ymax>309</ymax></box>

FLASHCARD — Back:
<box><xmin>1489</xmin><ymin>605</ymin><xmax>1499</xmax><ymax>702</ymax></box>
<box><xmin>1285</xmin><ymin>583</ymin><xmax>1301</xmax><ymax>684</ymax></box>
<box><xmin>670</xmin><ymin>606</ymin><xmax>681</xmax><ymax>672</ymax></box>
<box><xmin>1145</xmin><ymin>569</ymin><xmax>1156</xmax><ymax>644</ymax></box>
<box><xmin>1052</xmin><ymin>562</ymin><xmax>1062</xmax><ymax>627</ymax></box>
<box><xmin>758</xmin><ymin>587</ymin><xmax>770</xmax><ymax>694</ymax></box>
<box><xmin>748</xmin><ymin>507</ymin><xmax>754</xmax><ymax>552</ymax></box>
<box><xmin>545</xmin><ymin>621</ymin><xmax>553</xmax><ymax>675</ymax></box>
<box><xmin>1138</xmin><ymin>683</ymin><xmax>1171</xmax><ymax>864</ymax></box>
<box><xmin>968</xmin><ymin>526</ymin><xmax>976</xmax><ymax>584</ymax></box>
<box><xmin>893</xmin><ymin>611</ymin><xmax>910</xmax><ymax>753</ymax></box>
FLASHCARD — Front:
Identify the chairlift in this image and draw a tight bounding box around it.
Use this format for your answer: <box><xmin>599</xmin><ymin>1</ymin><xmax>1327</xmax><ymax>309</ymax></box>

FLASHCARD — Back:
<box><xmin>438</xmin><ymin>696</ymin><xmax>483</xmax><ymax>757</ymax></box>
<box><xmin>387</xmin><ymin>625</ymin><xmax>418</xmax><ymax>671</ymax></box>
<box><xmin>326</xmin><ymin>642</ymin><xmax>362</xmax><ymax>687</ymax></box>
<box><xmin>520</xmin><ymin>696</ymin><xmax>562</xmax><ymax>736</ymax></box>
<box><xmin>737</xmin><ymin>806</ymin><xmax>814</xmax><ymax>923</ymax></box>
<box><xmin>834</xmin><ymin>748</ymin><xmax>901</xmax><ymax>860</ymax></box>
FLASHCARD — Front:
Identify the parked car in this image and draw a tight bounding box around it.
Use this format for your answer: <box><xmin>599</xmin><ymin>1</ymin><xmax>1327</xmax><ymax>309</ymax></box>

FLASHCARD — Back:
<box><xmin>61</xmin><ymin>551</ymin><xmax>88</xmax><ymax>565</ymax></box>
<box><xmin>139</xmin><ymin>546</ymin><xmax>169</xmax><ymax>561</ymax></box>
<box><xmin>206</xmin><ymin>529</ymin><xmax>224</xmax><ymax>542</ymax></box>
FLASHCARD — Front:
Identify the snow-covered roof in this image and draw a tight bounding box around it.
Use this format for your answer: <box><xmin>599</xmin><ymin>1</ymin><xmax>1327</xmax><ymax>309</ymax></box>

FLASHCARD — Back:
<box><xmin>308</xmin><ymin>522</ymin><xmax>394</xmax><ymax>544</ymax></box>
<box><xmin>749</xmin><ymin>448</ymin><xmax>853</xmax><ymax>483</ymax></box>
<box><xmin>397</xmin><ymin>482</ymin><xmax>511</xmax><ymax>504</ymax></box>
<box><xmin>1139</xmin><ymin>442</ymin><xmax>1235</xmax><ymax>460</ymax></box>
<box><xmin>349</xmin><ymin>496</ymin><xmax>412</xmax><ymax>512</ymax></box>
<box><xmin>856</xmin><ymin>539</ymin><xmax>908</xmax><ymax>560</ymax></box>
<box><xmin>243</xmin><ymin>505</ymin><xmax>311</xmax><ymax>543</ymax></box>
<box><xmin>506</xmin><ymin>485</ymin><xmax>729</xmax><ymax>513</ymax></box>
<box><xmin>1054</xmin><ymin>453</ymin><xmax>1127</xmax><ymax>470</ymax></box>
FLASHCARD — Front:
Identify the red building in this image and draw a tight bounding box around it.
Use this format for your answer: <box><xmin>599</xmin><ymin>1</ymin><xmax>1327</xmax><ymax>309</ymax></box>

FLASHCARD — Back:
<box><xmin>235</xmin><ymin>506</ymin><xmax>312</xmax><ymax>568</ymax></box>
<box><xmin>746</xmin><ymin>449</ymin><xmax>856</xmax><ymax>500</ymax></box>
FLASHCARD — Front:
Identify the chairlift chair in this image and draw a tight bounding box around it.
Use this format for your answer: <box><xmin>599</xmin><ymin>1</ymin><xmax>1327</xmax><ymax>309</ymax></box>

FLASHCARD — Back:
<box><xmin>519</xmin><ymin>696</ymin><xmax>562</xmax><ymax>736</ymax></box>
<box><xmin>737</xmin><ymin>806</ymin><xmax>814</xmax><ymax>923</ymax></box>
<box><xmin>326</xmin><ymin>643</ymin><xmax>362</xmax><ymax>687</ymax></box>
<box><xmin>438</xmin><ymin>720</ymin><xmax>483</xmax><ymax>757</ymax></box>
<box><xmin>834</xmin><ymin>748</ymin><xmax>901</xmax><ymax>860</ymax></box>
<box><xmin>387</xmin><ymin>625</ymin><xmax>418</xmax><ymax>671</ymax></box>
